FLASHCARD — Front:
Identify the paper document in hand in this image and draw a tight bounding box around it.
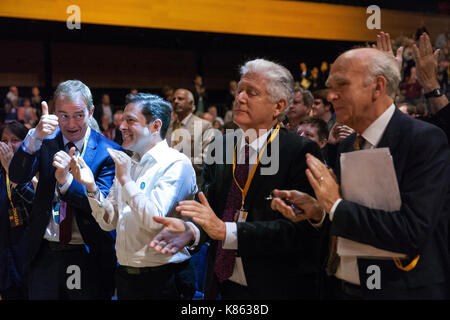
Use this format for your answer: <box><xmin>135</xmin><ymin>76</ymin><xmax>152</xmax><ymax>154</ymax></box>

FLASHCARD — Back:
<box><xmin>337</xmin><ymin>148</ymin><xmax>406</xmax><ymax>258</ymax></box>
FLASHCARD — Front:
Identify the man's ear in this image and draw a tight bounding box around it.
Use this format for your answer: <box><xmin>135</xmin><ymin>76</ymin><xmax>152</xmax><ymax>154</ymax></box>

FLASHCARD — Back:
<box><xmin>319</xmin><ymin>138</ymin><xmax>328</xmax><ymax>149</ymax></box>
<box><xmin>150</xmin><ymin>119</ymin><xmax>162</xmax><ymax>133</ymax></box>
<box><xmin>274</xmin><ymin>99</ymin><xmax>287</xmax><ymax>118</ymax></box>
<box><xmin>90</xmin><ymin>105</ymin><xmax>95</xmax><ymax>117</ymax></box>
<box><xmin>373</xmin><ymin>76</ymin><xmax>387</xmax><ymax>100</ymax></box>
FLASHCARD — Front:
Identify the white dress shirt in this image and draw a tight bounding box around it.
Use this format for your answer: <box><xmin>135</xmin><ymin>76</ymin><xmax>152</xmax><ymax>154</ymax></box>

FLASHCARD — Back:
<box><xmin>22</xmin><ymin>127</ymin><xmax>90</xmax><ymax>244</ymax></box>
<box><xmin>329</xmin><ymin>104</ymin><xmax>396</xmax><ymax>284</ymax></box>
<box><xmin>87</xmin><ymin>139</ymin><xmax>198</xmax><ymax>267</ymax></box>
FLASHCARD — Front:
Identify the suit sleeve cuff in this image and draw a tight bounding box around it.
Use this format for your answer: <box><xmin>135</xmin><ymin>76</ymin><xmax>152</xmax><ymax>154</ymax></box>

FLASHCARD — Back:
<box><xmin>22</xmin><ymin>128</ymin><xmax>43</xmax><ymax>154</ymax></box>
<box><xmin>223</xmin><ymin>222</ymin><xmax>238</xmax><ymax>250</ymax></box>
<box><xmin>308</xmin><ymin>208</ymin><xmax>326</xmax><ymax>228</ymax></box>
<box><xmin>58</xmin><ymin>174</ymin><xmax>73</xmax><ymax>195</ymax></box>
<box><xmin>329</xmin><ymin>198</ymin><xmax>343</xmax><ymax>221</ymax></box>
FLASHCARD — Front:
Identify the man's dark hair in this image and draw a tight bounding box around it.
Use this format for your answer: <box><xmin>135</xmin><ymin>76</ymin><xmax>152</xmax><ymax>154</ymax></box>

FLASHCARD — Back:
<box><xmin>125</xmin><ymin>93</ymin><xmax>172</xmax><ymax>139</ymax></box>
<box><xmin>312</xmin><ymin>89</ymin><xmax>334</xmax><ymax>114</ymax></box>
<box><xmin>299</xmin><ymin>117</ymin><xmax>329</xmax><ymax>141</ymax></box>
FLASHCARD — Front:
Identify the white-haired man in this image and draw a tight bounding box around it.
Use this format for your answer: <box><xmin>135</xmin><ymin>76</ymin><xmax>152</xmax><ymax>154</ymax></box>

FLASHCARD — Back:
<box><xmin>274</xmin><ymin>47</ymin><xmax>450</xmax><ymax>299</ymax></box>
<box><xmin>151</xmin><ymin>59</ymin><xmax>325</xmax><ymax>300</ymax></box>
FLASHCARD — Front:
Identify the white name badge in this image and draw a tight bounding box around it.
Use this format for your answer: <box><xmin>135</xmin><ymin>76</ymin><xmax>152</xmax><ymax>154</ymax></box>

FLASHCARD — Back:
<box><xmin>234</xmin><ymin>209</ymin><xmax>248</xmax><ymax>223</ymax></box>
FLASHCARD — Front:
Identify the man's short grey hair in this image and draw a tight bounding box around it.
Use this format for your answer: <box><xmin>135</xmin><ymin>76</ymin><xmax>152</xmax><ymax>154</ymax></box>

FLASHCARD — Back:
<box><xmin>294</xmin><ymin>87</ymin><xmax>314</xmax><ymax>108</ymax></box>
<box><xmin>240</xmin><ymin>59</ymin><xmax>294</xmax><ymax>119</ymax></box>
<box><xmin>54</xmin><ymin>80</ymin><xmax>94</xmax><ymax>112</ymax></box>
<box><xmin>365</xmin><ymin>52</ymin><xmax>401</xmax><ymax>98</ymax></box>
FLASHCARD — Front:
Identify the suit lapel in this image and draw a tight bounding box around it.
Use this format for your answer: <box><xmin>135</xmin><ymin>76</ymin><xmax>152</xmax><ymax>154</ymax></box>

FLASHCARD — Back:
<box><xmin>82</xmin><ymin>129</ymin><xmax>97</xmax><ymax>167</ymax></box>
<box><xmin>46</xmin><ymin>130</ymin><xmax>64</xmax><ymax>172</ymax></box>
<box><xmin>216</xmin><ymin>133</ymin><xmax>236</xmax><ymax>217</ymax></box>
<box><xmin>377</xmin><ymin>108</ymin><xmax>402</xmax><ymax>151</ymax></box>
<box><xmin>47</xmin><ymin>130</ymin><xmax>65</xmax><ymax>153</ymax></box>
<box><xmin>242</xmin><ymin>128</ymin><xmax>279</xmax><ymax>211</ymax></box>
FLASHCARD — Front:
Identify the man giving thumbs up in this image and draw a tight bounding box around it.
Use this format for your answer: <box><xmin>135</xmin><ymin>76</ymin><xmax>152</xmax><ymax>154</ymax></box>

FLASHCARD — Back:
<box><xmin>9</xmin><ymin>80</ymin><xmax>122</xmax><ymax>300</ymax></box>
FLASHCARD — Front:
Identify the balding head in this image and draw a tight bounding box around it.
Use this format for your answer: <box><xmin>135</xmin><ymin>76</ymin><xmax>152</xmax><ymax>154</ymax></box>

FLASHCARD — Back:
<box><xmin>173</xmin><ymin>88</ymin><xmax>195</xmax><ymax>121</ymax></box>
<box><xmin>331</xmin><ymin>48</ymin><xmax>401</xmax><ymax>98</ymax></box>
<box><xmin>326</xmin><ymin>48</ymin><xmax>399</xmax><ymax>133</ymax></box>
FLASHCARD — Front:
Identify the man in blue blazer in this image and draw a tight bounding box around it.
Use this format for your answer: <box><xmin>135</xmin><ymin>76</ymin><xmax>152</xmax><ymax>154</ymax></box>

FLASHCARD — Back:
<box><xmin>9</xmin><ymin>80</ymin><xmax>122</xmax><ymax>299</ymax></box>
<box><xmin>302</xmin><ymin>48</ymin><xmax>450</xmax><ymax>299</ymax></box>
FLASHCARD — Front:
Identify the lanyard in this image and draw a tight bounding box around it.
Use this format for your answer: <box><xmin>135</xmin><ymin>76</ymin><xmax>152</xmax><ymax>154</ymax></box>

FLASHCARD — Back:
<box><xmin>393</xmin><ymin>255</ymin><xmax>420</xmax><ymax>272</ymax></box>
<box><xmin>5</xmin><ymin>174</ymin><xmax>16</xmax><ymax>211</ymax></box>
<box><xmin>78</xmin><ymin>127</ymin><xmax>90</xmax><ymax>159</ymax></box>
<box><xmin>232</xmin><ymin>125</ymin><xmax>280</xmax><ymax>209</ymax></box>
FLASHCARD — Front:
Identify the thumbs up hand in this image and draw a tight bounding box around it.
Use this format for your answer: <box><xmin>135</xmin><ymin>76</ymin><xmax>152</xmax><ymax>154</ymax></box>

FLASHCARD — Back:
<box><xmin>35</xmin><ymin>101</ymin><xmax>59</xmax><ymax>140</ymax></box>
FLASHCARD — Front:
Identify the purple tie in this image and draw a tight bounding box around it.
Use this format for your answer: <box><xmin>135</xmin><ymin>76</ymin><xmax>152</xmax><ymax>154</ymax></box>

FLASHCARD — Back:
<box><xmin>214</xmin><ymin>143</ymin><xmax>249</xmax><ymax>283</ymax></box>
<box><xmin>59</xmin><ymin>141</ymin><xmax>75</xmax><ymax>244</ymax></box>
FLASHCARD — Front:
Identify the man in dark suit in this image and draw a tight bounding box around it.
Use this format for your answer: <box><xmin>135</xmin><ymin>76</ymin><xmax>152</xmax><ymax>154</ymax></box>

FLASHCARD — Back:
<box><xmin>9</xmin><ymin>80</ymin><xmax>122</xmax><ymax>300</ymax></box>
<box><xmin>296</xmin><ymin>48</ymin><xmax>450</xmax><ymax>299</ymax></box>
<box><xmin>150</xmin><ymin>59</ymin><xmax>325</xmax><ymax>299</ymax></box>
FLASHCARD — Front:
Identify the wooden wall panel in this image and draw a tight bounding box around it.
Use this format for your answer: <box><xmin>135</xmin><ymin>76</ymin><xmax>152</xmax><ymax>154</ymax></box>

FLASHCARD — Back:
<box><xmin>0</xmin><ymin>40</ymin><xmax>44</xmax><ymax>86</ymax></box>
<box><xmin>51</xmin><ymin>43</ymin><xmax>197</xmax><ymax>89</ymax></box>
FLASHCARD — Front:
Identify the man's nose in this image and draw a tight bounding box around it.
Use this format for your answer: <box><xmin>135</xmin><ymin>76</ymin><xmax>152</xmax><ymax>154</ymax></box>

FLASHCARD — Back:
<box><xmin>327</xmin><ymin>91</ymin><xmax>338</xmax><ymax>101</ymax></box>
<box><xmin>119</xmin><ymin>121</ymin><xmax>127</xmax><ymax>130</ymax></box>
<box><xmin>236</xmin><ymin>91</ymin><xmax>246</xmax><ymax>103</ymax></box>
<box><xmin>68</xmin><ymin>116</ymin><xmax>77</xmax><ymax>127</ymax></box>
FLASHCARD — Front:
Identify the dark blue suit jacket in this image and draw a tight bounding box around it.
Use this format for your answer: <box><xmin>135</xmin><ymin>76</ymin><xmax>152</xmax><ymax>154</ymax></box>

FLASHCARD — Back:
<box><xmin>333</xmin><ymin>108</ymin><xmax>450</xmax><ymax>299</ymax></box>
<box><xmin>9</xmin><ymin>128</ymin><xmax>122</xmax><ymax>298</ymax></box>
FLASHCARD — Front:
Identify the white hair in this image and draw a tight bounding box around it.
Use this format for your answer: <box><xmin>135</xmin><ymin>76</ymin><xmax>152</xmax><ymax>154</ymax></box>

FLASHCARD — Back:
<box><xmin>365</xmin><ymin>52</ymin><xmax>401</xmax><ymax>98</ymax></box>
<box><xmin>240</xmin><ymin>59</ymin><xmax>294</xmax><ymax>119</ymax></box>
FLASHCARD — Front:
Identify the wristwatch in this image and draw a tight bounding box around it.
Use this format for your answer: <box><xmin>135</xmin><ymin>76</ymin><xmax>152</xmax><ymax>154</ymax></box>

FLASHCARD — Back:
<box><xmin>424</xmin><ymin>88</ymin><xmax>443</xmax><ymax>99</ymax></box>
<box><xmin>86</xmin><ymin>186</ymin><xmax>99</xmax><ymax>198</ymax></box>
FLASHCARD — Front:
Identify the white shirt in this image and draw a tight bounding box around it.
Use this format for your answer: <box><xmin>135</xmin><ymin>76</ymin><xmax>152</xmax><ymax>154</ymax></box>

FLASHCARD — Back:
<box><xmin>221</xmin><ymin>128</ymin><xmax>273</xmax><ymax>286</ymax></box>
<box><xmin>88</xmin><ymin>140</ymin><xmax>198</xmax><ymax>267</ymax></box>
<box><xmin>329</xmin><ymin>103</ymin><xmax>396</xmax><ymax>284</ymax></box>
<box><xmin>329</xmin><ymin>104</ymin><xmax>396</xmax><ymax>219</ymax></box>
<box><xmin>23</xmin><ymin>127</ymin><xmax>91</xmax><ymax>244</ymax></box>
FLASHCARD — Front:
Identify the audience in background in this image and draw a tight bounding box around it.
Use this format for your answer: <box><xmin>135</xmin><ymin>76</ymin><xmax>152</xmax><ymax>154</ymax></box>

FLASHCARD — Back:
<box><xmin>286</xmin><ymin>87</ymin><xmax>314</xmax><ymax>132</ymax></box>
<box><xmin>0</xmin><ymin>24</ymin><xmax>449</xmax><ymax>301</ymax></box>
<box><xmin>312</xmin><ymin>89</ymin><xmax>336</xmax><ymax>131</ymax></box>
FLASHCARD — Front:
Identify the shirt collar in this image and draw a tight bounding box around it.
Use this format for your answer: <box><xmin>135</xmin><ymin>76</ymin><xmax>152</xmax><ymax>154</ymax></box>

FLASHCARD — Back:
<box><xmin>361</xmin><ymin>104</ymin><xmax>395</xmax><ymax>148</ymax></box>
<box><xmin>181</xmin><ymin>113</ymin><xmax>193</xmax><ymax>126</ymax></box>
<box><xmin>132</xmin><ymin>139</ymin><xmax>169</xmax><ymax>165</ymax></box>
<box><xmin>238</xmin><ymin>127</ymin><xmax>274</xmax><ymax>153</ymax></box>
<box><xmin>62</xmin><ymin>127</ymin><xmax>91</xmax><ymax>152</ymax></box>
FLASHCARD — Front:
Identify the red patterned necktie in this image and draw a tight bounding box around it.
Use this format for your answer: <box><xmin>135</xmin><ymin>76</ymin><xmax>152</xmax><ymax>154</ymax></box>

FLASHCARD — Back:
<box><xmin>214</xmin><ymin>143</ymin><xmax>249</xmax><ymax>283</ymax></box>
<box><xmin>59</xmin><ymin>141</ymin><xmax>75</xmax><ymax>244</ymax></box>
